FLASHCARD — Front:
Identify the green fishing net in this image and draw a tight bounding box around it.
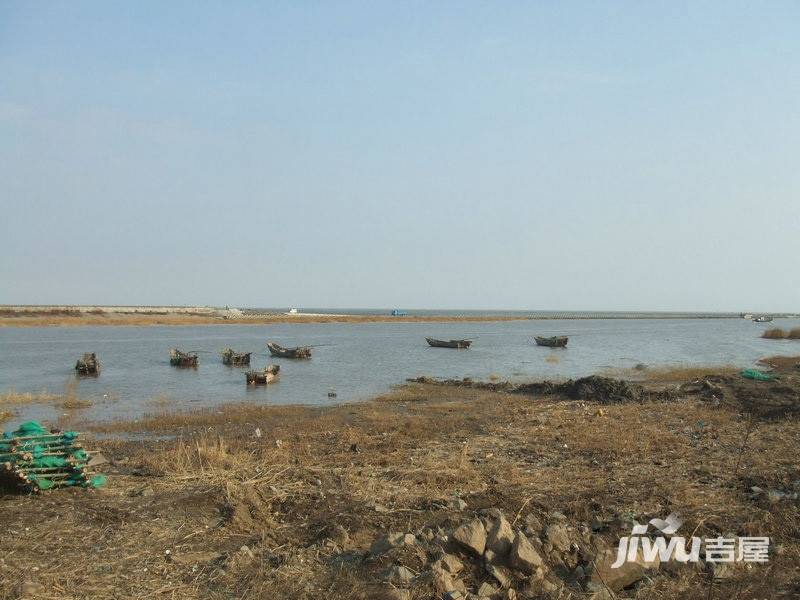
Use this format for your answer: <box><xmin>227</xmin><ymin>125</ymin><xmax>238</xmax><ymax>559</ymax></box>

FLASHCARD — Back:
<box><xmin>1</xmin><ymin>421</ymin><xmax>105</xmax><ymax>490</ymax></box>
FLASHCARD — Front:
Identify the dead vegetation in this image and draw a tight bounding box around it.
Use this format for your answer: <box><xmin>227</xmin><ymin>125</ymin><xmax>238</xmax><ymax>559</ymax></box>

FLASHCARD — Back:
<box><xmin>601</xmin><ymin>364</ymin><xmax>739</xmax><ymax>383</ymax></box>
<box><xmin>763</xmin><ymin>328</ymin><xmax>789</xmax><ymax>339</ymax></box>
<box><xmin>0</xmin><ymin>381</ymin><xmax>92</xmax><ymax>424</ymax></box>
<box><xmin>0</xmin><ymin>389</ymin><xmax>60</xmax><ymax>405</ymax></box>
<box><xmin>0</xmin><ymin>309</ymin><xmax>533</xmax><ymax>328</ymax></box>
<box><xmin>762</xmin><ymin>327</ymin><xmax>800</xmax><ymax>340</ymax></box>
<box><xmin>1</xmin><ymin>364</ymin><xmax>799</xmax><ymax>599</ymax></box>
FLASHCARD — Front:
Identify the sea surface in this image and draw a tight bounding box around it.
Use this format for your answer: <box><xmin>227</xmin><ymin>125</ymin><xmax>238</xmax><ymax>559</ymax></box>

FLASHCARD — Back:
<box><xmin>1</xmin><ymin>317</ymin><xmax>799</xmax><ymax>428</ymax></box>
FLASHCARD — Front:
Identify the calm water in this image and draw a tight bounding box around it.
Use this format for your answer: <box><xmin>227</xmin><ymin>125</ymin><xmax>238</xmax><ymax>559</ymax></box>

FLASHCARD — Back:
<box><xmin>1</xmin><ymin>318</ymin><xmax>799</xmax><ymax>428</ymax></box>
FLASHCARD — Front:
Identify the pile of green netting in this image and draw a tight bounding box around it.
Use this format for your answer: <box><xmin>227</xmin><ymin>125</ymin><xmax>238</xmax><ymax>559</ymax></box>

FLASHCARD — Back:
<box><xmin>0</xmin><ymin>421</ymin><xmax>106</xmax><ymax>492</ymax></box>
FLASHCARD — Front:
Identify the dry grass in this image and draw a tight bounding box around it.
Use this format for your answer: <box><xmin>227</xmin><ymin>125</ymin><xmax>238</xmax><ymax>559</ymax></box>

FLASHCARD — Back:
<box><xmin>0</xmin><ymin>389</ymin><xmax>60</xmax><ymax>405</ymax></box>
<box><xmin>763</xmin><ymin>328</ymin><xmax>788</xmax><ymax>339</ymax></box>
<box><xmin>603</xmin><ymin>364</ymin><xmax>738</xmax><ymax>383</ymax></box>
<box><xmin>640</xmin><ymin>364</ymin><xmax>739</xmax><ymax>382</ymax></box>
<box><xmin>2</xmin><ymin>376</ymin><xmax>799</xmax><ymax>599</ymax></box>
<box><xmin>758</xmin><ymin>355</ymin><xmax>800</xmax><ymax>369</ymax></box>
<box><xmin>788</xmin><ymin>327</ymin><xmax>800</xmax><ymax>339</ymax></box>
<box><xmin>0</xmin><ymin>381</ymin><xmax>92</xmax><ymax>416</ymax></box>
<box><xmin>0</xmin><ymin>310</ymin><xmax>534</xmax><ymax>328</ymax></box>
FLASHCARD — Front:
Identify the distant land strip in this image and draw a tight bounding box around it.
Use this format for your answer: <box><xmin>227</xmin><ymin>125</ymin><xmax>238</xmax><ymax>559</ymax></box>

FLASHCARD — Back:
<box><xmin>1</xmin><ymin>305</ymin><xmax>795</xmax><ymax>327</ymax></box>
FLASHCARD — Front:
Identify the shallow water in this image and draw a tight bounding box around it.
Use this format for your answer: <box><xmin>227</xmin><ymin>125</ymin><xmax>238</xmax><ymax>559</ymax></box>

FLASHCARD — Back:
<box><xmin>1</xmin><ymin>318</ymin><xmax>798</xmax><ymax>428</ymax></box>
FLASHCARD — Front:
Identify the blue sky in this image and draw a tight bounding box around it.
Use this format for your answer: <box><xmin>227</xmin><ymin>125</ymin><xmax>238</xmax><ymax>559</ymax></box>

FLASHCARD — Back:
<box><xmin>1</xmin><ymin>2</ymin><xmax>798</xmax><ymax>311</ymax></box>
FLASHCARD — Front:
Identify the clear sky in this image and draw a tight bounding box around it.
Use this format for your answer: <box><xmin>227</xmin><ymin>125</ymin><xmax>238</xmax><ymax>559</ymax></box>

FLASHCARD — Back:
<box><xmin>1</xmin><ymin>2</ymin><xmax>798</xmax><ymax>311</ymax></box>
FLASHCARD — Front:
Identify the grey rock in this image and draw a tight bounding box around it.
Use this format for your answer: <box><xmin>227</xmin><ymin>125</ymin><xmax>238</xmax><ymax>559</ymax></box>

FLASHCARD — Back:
<box><xmin>544</xmin><ymin>524</ymin><xmax>571</xmax><ymax>553</ymax></box>
<box><xmin>487</xmin><ymin>563</ymin><xmax>513</xmax><ymax>589</ymax></box>
<box><xmin>591</xmin><ymin>546</ymin><xmax>659</xmax><ymax>592</ymax></box>
<box><xmin>509</xmin><ymin>531</ymin><xmax>544</xmax><ymax>573</ymax></box>
<box><xmin>486</xmin><ymin>514</ymin><xmax>515</xmax><ymax>556</ymax></box>
<box><xmin>438</xmin><ymin>553</ymin><xmax>464</xmax><ymax>574</ymax></box>
<box><xmin>383</xmin><ymin>565</ymin><xmax>415</xmax><ymax>584</ymax></box>
<box><xmin>369</xmin><ymin>532</ymin><xmax>416</xmax><ymax>557</ymax></box>
<box><xmin>477</xmin><ymin>581</ymin><xmax>499</xmax><ymax>598</ymax></box>
<box><xmin>450</xmin><ymin>497</ymin><xmax>468</xmax><ymax>511</ymax></box>
<box><xmin>452</xmin><ymin>519</ymin><xmax>487</xmax><ymax>556</ymax></box>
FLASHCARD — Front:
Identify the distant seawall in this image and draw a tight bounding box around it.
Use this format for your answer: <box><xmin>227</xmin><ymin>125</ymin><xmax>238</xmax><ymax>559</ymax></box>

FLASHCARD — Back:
<box><xmin>1</xmin><ymin>305</ymin><xmax>232</xmax><ymax>315</ymax></box>
<box><xmin>2</xmin><ymin>306</ymin><xmax>797</xmax><ymax>322</ymax></box>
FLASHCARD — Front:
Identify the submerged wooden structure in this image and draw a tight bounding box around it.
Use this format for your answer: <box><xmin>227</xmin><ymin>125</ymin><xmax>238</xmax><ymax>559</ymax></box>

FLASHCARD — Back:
<box><xmin>75</xmin><ymin>353</ymin><xmax>100</xmax><ymax>375</ymax></box>
<box><xmin>246</xmin><ymin>364</ymin><xmax>280</xmax><ymax>385</ymax></box>
<box><xmin>534</xmin><ymin>336</ymin><xmax>569</xmax><ymax>348</ymax></box>
<box><xmin>169</xmin><ymin>348</ymin><xmax>198</xmax><ymax>367</ymax></box>
<box><xmin>425</xmin><ymin>337</ymin><xmax>472</xmax><ymax>349</ymax></box>
<box><xmin>221</xmin><ymin>348</ymin><xmax>251</xmax><ymax>366</ymax></box>
<box><xmin>267</xmin><ymin>342</ymin><xmax>312</xmax><ymax>359</ymax></box>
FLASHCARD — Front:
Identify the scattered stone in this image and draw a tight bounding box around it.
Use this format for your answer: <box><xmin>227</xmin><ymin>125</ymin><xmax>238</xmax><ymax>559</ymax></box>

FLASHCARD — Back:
<box><xmin>544</xmin><ymin>524</ymin><xmax>571</xmax><ymax>553</ymax></box>
<box><xmin>477</xmin><ymin>581</ymin><xmax>499</xmax><ymax>597</ymax></box>
<box><xmin>383</xmin><ymin>565</ymin><xmax>415</xmax><ymax>584</ymax></box>
<box><xmin>429</xmin><ymin>562</ymin><xmax>465</xmax><ymax>595</ymax></box>
<box><xmin>372</xmin><ymin>589</ymin><xmax>410</xmax><ymax>600</ymax></box>
<box><xmin>452</xmin><ymin>519</ymin><xmax>487</xmax><ymax>556</ymax></box>
<box><xmin>591</xmin><ymin>546</ymin><xmax>659</xmax><ymax>592</ymax></box>
<box><xmin>510</xmin><ymin>532</ymin><xmax>544</xmax><ymax>573</ymax></box>
<box><xmin>523</xmin><ymin>513</ymin><xmax>542</xmax><ymax>536</ymax></box>
<box><xmin>442</xmin><ymin>592</ymin><xmax>465</xmax><ymax>600</ymax></box>
<box><xmin>549</xmin><ymin>511</ymin><xmax>568</xmax><ymax>522</ymax></box>
<box><xmin>437</xmin><ymin>553</ymin><xmax>464</xmax><ymax>574</ymax></box>
<box><xmin>369</xmin><ymin>532</ymin><xmax>416</xmax><ymax>557</ymax></box>
<box><xmin>450</xmin><ymin>497</ymin><xmax>468</xmax><ymax>511</ymax></box>
<box><xmin>486</xmin><ymin>513</ymin><xmax>515</xmax><ymax>556</ymax></box>
<box><xmin>486</xmin><ymin>563</ymin><xmax>512</xmax><ymax>588</ymax></box>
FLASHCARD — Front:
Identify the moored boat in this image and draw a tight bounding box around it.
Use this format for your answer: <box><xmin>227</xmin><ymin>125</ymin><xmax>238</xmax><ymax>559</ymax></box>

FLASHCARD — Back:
<box><xmin>425</xmin><ymin>337</ymin><xmax>472</xmax><ymax>349</ymax></box>
<box><xmin>169</xmin><ymin>348</ymin><xmax>198</xmax><ymax>367</ymax></box>
<box><xmin>753</xmin><ymin>315</ymin><xmax>774</xmax><ymax>323</ymax></box>
<box><xmin>75</xmin><ymin>353</ymin><xmax>100</xmax><ymax>375</ymax></box>
<box><xmin>246</xmin><ymin>364</ymin><xmax>280</xmax><ymax>385</ymax></box>
<box><xmin>221</xmin><ymin>348</ymin><xmax>251</xmax><ymax>366</ymax></box>
<box><xmin>534</xmin><ymin>336</ymin><xmax>569</xmax><ymax>348</ymax></box>
<box><xmin>267</xmin><ymin>342</ymin><xmax>312</xmax><ymax>359</ymax></box>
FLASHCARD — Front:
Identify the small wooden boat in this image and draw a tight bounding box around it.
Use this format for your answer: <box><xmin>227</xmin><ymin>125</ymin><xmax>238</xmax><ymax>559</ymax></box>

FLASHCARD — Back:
<box><xmin>267</xmin><ymin>342</ymin><xmax>312</xmax><ymax>359</ymax></box>
<box><xmin>169</xmin><ymin>348</ymin><xmax>198</xmax><ymax>367</ymax></box>
<box><xmin>246</xmin><ymin>364</ymin><xmax>280</xmax><ymax>385</ymax></box>
<box><xmin>534</xmin><ymin>336</ymin><xmax>568</xmax><ymax>348</ymax></box>
<box><xmin>221</xmin><ymin>348</ymin><xmax>251</xmax><ymax>366</ymax></box>
<box><xmin>753</xmin><ymin>316</ymin><xmax>774</xmax><ymax>323</ymax></box>
<box><xmin>75</xmin><ymin>353</ymin><xmax>100</xmax><ymax>375</ymax></box>
<box><xmin>425</xmin><ymin>337</ymin><xmax>472</xmax><ymax>349</ymax></box>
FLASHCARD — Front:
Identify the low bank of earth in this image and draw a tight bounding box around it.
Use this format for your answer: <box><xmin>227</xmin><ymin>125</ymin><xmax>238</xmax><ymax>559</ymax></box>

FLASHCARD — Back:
<box><xmin>1</xmin><ymin>360</ymin><xmax>799</xmax><ymax>599</ymax></box>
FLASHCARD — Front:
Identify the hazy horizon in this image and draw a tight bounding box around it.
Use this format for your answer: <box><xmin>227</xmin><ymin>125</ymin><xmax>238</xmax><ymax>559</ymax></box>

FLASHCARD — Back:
<box><xmin>2</xmin><ymin>3</ymin><xmax>799</xmax><ymax>312</ymax></box>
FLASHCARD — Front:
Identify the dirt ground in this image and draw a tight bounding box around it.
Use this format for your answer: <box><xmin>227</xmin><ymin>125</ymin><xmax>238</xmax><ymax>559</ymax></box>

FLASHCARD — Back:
<box><xmin>1</xmin><ymin>360</ymin><xmax>799</xmax><ymax>600</ymax></box>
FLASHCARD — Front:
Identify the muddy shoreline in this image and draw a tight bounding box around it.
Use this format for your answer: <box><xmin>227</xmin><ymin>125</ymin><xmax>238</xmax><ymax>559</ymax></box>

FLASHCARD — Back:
<box><xmin>1</xmin><ymin>360</ymin><xmax>798</xmax><ymax>599</ymax></box>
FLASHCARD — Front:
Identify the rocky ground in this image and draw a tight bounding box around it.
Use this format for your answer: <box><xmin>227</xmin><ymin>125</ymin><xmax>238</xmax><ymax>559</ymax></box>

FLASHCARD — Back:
<box><xmin>1</xmin><ymin>359</ymin><xmax>799</xmax><ymax>599</ymax></box>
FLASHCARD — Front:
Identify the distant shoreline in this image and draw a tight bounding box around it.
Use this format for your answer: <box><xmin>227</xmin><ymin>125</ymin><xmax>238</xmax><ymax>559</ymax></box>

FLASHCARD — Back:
<box><xmin>1</xmin><ymin>305</ymin><xmax>792</xmax><ymax>327</ymax></box>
